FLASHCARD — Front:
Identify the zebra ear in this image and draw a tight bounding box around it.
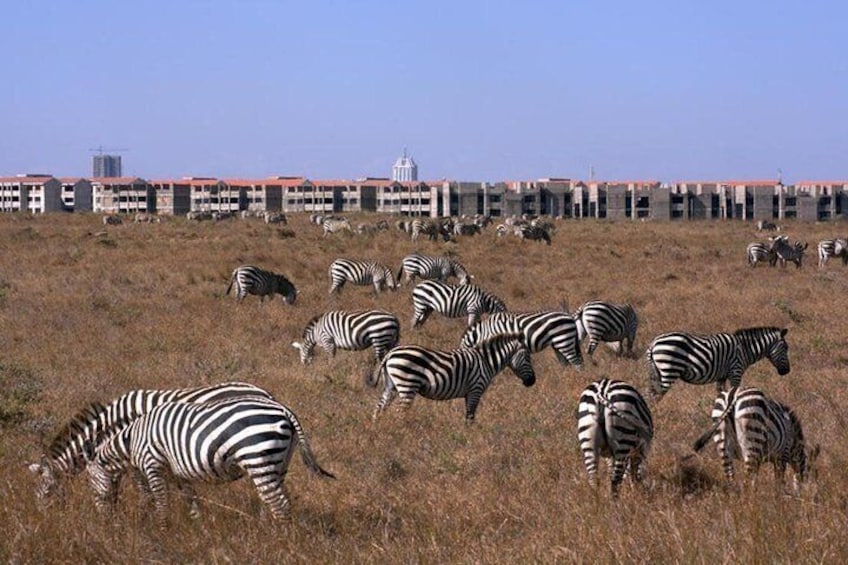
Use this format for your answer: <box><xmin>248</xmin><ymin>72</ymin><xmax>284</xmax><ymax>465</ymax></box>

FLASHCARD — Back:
<box><xmin>780</xmin><ymin>328</ymin><xmax>788</xmax><ymax>338</ymax></box>
<box><xmin>81</xmin><ymin>440</ymin><xmax>96</xmax><ymax>463</ymax></box>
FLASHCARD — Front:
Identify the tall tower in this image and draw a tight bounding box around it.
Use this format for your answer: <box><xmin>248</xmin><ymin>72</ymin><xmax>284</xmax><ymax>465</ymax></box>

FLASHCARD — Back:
<box><xmin>92</xmin><ymin>154</ymin><xmax>122</xmax><ymax>178</ymax></box>
<box><xmin>392</xmin><ymin>148</ymin><xmax>418</xmax><ymax>182</ymax></box>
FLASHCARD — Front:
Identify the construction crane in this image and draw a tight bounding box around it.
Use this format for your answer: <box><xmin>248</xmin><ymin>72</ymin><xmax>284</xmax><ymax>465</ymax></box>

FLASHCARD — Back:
<box><xmin>88</xmin><ymin>145</ymin><xmax>129</xmax><ymax>155</ymax></box>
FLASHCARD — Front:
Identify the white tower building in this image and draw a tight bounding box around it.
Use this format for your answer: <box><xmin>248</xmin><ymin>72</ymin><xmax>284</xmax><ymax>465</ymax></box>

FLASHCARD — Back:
<box><xmin>392</xmin><ymin>148</ymin><xmax>418</xmax><ymax>182</ymax></box>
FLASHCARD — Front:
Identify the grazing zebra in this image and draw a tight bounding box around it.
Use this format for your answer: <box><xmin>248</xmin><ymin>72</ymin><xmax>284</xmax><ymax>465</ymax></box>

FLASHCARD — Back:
<box><xmin>692</xmin><ymin>386</ymin><xmax>819</xmax><ymax>491</ymax></box>
<box><xmin>410</xmin><ymin>219</ymin><xmax>450</xmax><ymax>242</ymax></box>
<box><xmin>573</xmin><ymin>300</ymin><xmax>639</xmax><ymax>359</ymax></box>
<box><xmin>28</xmin><ymin>382</ymin><xmax>275</xmax><ymax>503</ymax></box>
<box><xmin>577</xmin><ymin>379</ymin><xmax>653</xmax><ymax>495</ymax></box>
<box><xmin>264</xmin><ymin>212</ymin><xmax>287</xmax><ymax>224</ymax></box>
<box><xmin>368</xmin><ymin>334</ymin><xmax>535</xmax><ymax>423</ymax></box>
<box><xmin>396</xmin><ymin>253</ymin><xmax>472</xmax><ymax>286</ymax></box>
<box><xmin>460</xmin><ymin>311</ymin><xmax>583</xmax><ymax>369</ymax></box>
<box><xmin>817</xmin><ymin>238</ymin><xmax>848</xmax><ymax>267</ymax></box>
<box><xmin>411</xmin><ymin>280</ymin><xmax>507</xmax><ymax>328</ymax></box>
<box><xmin>646</xmin><ymin>327</ymin><xmax>790</xmax><ymax>399</ymax></box>
<box><xmin>328</xmin><ymin>258</ymin><xmax>399</xmax><ymax>295</ymax></box>
<box><xmin>84</xmin><ymin>397</ymin><xmax>335</xmax><ymax>527</ymax></box>
<box><xmin>322</xmin><ymin>218</ymin><xmax>353</xmax><ymax>237</ymax></box>
<box><xmin>225</xmin><ymin>265</ymin><xmax>297</xmax><ymax>304</ymax></box>
<box><xmin>102</xmin><ymin>214</ymin><xmax>123</xmax><ymax>226</ymax></box>
<box><xmin>453</xmin><ymin>223</ymin><xmax>481</xmax><ymax>237</ymax></box>
<box><xmin>770</xmin><ymin>236</ymin><xmax>808</xmax><ymax>268</ymax></box>
<box><xmin>756</xmin><ymin>220</ymin><xmax>779</xmax><ymax>231</ymax></box>
<box><xmin>291</xmin><ymin>310</ymin><xmax>401</xmax><ymax>364</ymax></box>
<box><xmin>518</xmin><ymin>224</ymin><xmax>551</xmax><ymax>245</ymax></box>
<box><xmin>746</xmin><ymin>241</ymin><xmax>777</xmax><ymax>267</ymax></box>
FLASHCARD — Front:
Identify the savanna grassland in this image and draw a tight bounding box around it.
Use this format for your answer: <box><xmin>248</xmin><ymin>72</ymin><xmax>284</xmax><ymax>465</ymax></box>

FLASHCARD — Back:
<box><xmin>1</xmin><ymin>212</ymin><xmax>847</xmax><ymax>564</ymax></box>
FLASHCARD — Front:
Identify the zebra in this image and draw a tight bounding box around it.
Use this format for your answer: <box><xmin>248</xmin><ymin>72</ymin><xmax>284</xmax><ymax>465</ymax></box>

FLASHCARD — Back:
<box><xmin>410</xmin><ymin>219</ymin><xmax>450</xmax><ymax>242</ymax></box>
<box><xmin>460</xmin><ymin>310</ymin><xmax>583</xmax><ymax>369</ymax></box>
<box><xmin>692</xmin><ymin>386</ymin><xmax>819</xmax><ymax>491</ymax></box>
<box><xmin>746</xmin><ymin>241</ymin><xmax>777</xmax><ymax>267</ymax></box>
<box><xmin>368</xmin><ymin>333</ymin><xmax>536</xmax><ymax>423</ymax></box>
<box><xmin>322</xmin><ymin>218</ymin><xmax>353</xmax><ymax>237</ymax></box>
<box><xmin>817</xmin><ymin>238</ymin><xmax>848</xmax><ymax>267</ymax></box>
<box><xmin>328</xmin><ymin>258</ymin><xmax>399</xmax><ymax>295</ymax></box>
<box><xmin>225</xmin><ymin>265</ymin><xmax>297</xmax><ymax>304</ymax></box>
<box><xmin>28</xmin><ymin>382</ymin><xmax>276</xmax><ymax>503</ymax></box>
<box><xmin>770</xmin><ymin>235</ymin><xmax>807</xmax><ymax>268</ymax></box>
<box><xmin>453</xmin><ymin>223</ymin><xmax>481</xmax><ymax>237</ymax></box>
<box><xmin>84</xmin><ymin>396</ymin><xmax>335</xmax><ymax>527</ymax></box>
<box><xmin>646</xmin><ymin>327</ymin><xmax>790</xmax><ymax>399</ymax></box>
<box><xmin>411</xmin><ymin>280</ymin><xmax>507</xmax><ymax>328</ymax></box>
<box><xmin>291</xmin><ymin>310</ymin><xmax>401</xmax><ymax>364</ymax></box>
<box><xmin>576</xmin><ymin>379</ymin><xmax>653</xmax><ymax>495</ymax></box>
<box><xmin>518</xmin><ymin>224</ymin><xmax>552</xmax><ymax>245</ymax></box>
<box><xmin>756</xmin><ymin>220</ymin><xmax>779</xmax><ymax>231</ymax></box>
<box><xmin>573</xmin><ymin>300</ymin><xmax>639</xmax><ymax>359</ymax></box>
<box><xmin>102</xmin><ymin>214</ymin><xmax>123</xmax><ymax>226</ymax></box>
<box><xmin>396</xmin><ymin>253</ymin><xmax>472</xmax><ymax>286</ymax></box>
<box><xmin>264</xmin><ymin>212</ymin><xmax>287</xmax><ymax>224</ymax></box>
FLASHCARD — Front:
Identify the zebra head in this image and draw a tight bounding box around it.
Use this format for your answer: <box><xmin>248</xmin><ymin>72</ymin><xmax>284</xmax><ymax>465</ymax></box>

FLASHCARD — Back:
<box><xmin>292</xmin><ymin>316</ymin><xmax>320</xmax><ymax>364</ymax></box>
<box><xmin>734</xmin><ymin>327</ymin><xmax>790</xmax><ymax>376</ymax></box>
<box><xmin>28</xmin><ymin>456</ymin><xmax>61</xmax><ymax>504</ymax></box>
<box><xmin>452</xmin><ymin>262</ymin><xmax>472</xmax><ymax>285</ymax></box>
<box><xmin>765</xmin><ymin>327</ymin><xmax>791</xmax><ymax>376</ymax></box>
<box><xmin>277</xmin><ymin>275</ymin><xmax>297</xmax><ymax>305</ymax></box>
<box><xmin>482</xmin><ymin>334</ymin><xmax>535</xmax><ymax>387</ymax></box>
<box><xmin>82</xmin><ymin>435</ymin><xmax>126</xmax><ymax>513</ymax></box>
<box><xmin>460</xmin><ymin>321</ymin><xmax>484</xmax><ymax>348</ymax></box>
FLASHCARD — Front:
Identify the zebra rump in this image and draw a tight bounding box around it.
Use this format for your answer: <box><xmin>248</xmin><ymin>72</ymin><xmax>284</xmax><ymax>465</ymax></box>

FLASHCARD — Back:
<box><xmin>577</xmin><ymin>378</ymin><xmax>653</xmax><ymax>495</ymax></box>
<box><xmin>460</xmin><ymin>310</ymin><xmax>583</xmax><ymax>369</ymax></box>
<box><xmin>84</xmin><ymin>397</ymin><xmax>334</xmax><ymax>527</ymax></box>
<box><xmin>292</xmin><ymin>309</ymin><xmax>401</xmax><ymax>364</ymax></box>
<box><xmin>328</xmin><ymin>258</ymin><xmax>399</xmax><ymax>295</ymax></box>
<box><xmin>692</xmin><ymin>386</ymin><xmax>818</xmax><ymax>491</ymax></box>
<box><xmin>572</xmin><ymin>300</ymin><xmax>638</xmax><ymax>358</ymax></box>
<box><xmin>28</xmin><ymin>382</ymin><xmax>276</xmax><ymax>502</ymax></box>
<box><xmin>397</xmin><ymin>253</ymin><xmax>472</xmax><ymax>286</ymax></box>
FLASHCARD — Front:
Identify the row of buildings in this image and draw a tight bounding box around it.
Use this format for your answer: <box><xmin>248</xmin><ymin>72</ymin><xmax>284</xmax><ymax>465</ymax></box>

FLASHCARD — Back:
<box><xmin>1</xmin><ymin>173</ymin><xmax>846</xmax><ymax>222</ymax></box>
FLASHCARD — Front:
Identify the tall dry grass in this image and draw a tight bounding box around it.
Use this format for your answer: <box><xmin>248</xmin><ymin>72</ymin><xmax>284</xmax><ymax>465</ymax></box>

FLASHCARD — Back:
<box><xmin>1</xmin><ymin>213</ymin><xmax>847</xmax><ymax>563</ymax></box>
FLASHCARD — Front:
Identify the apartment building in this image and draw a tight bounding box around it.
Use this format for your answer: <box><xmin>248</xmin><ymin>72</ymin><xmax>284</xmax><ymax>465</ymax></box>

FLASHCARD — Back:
<box><xmin>91</xmin><ymin>177</ymin><xmax>153</xmax><ymax>214</ymax></box>
<box><xmin>0</xmin><ymin>175</ymin><xmax>64</xmax><ymax>213</ymax></box>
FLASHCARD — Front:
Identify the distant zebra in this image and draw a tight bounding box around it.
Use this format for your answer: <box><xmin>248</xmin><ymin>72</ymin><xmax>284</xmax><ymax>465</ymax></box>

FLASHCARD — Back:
<box><xmin>756</xmin><ymin>220</ymin><xmax>779</xmax><ymax>231</ymax></box>
<box><xmin>396</xmin><ymin>253</ymin><xmax>471</xmax><ymax>286</ymax></box>
<box><xmin>646</xmin><ymin>327</ymin><xmax>790</xmax><ymax>399</ymax></box>
<box><xmin>28</xmin><ymin>382</ymin><xmax>275</xmax><ymax>503</ymax></box>
<box><xmin>453</xmin><ymin>223</ymin><xmax>481</xmax><ymax>237</ymax></box>
<box><xmin>102</xmin><ymin>214</ymin><xmax>123</xmax><ymax>226</ymax></box>
<box><xmin>771</xmin><ymin>236</ymin><xmax>808</xmax><ymax>268</ymax></box>
<box><xmin>411</xmin><ymin>280</ymin><xmax>507</xmax><ymax>328</ymax></box>
<box><xmin>410</xmin><ymin>219</ymin><xmax>450</xmax><ymax>242</ymax></box>
<box><xmin>577</xmin><ymin>379</ymin><xmax>653</xmax><ymax>495</ymax></box>
<box><xmin>573</xmin><ymin>301</ymin><xmax>639</xmax><ymax>359</ymax></box>
<box><xmin>461</xmin><ymin>311</ymin><xmax>583</xmax><ymax>369</ymax></box>
<box><xmin>746</xmin><ymin>241</ymin><xmax>777</xmax><ymax>267</ymax></box>
<box><xmin>368</xmin><ymin>334</ymin><xmax>535</xmax><ymax>423</ymax></box>
<box><xmin>226</xmin><ymin>265</ymin><xmax>297</xmax><ymax>304</ymax></box>
<box><xmin>328</xmin><ymin>258</ymin><xmax>399</xmax><ymax>295</ymax></box>
<box><xmin>817</xmin><ymin>238</ymin><xmax>848</xmax><ymax>267</ymax></box>
<box><xmin>692</xmin><ymin>386</ymin><xmax>818</xmax><ymax>491</ymax></box>
<box><xmin>518</xmin><ymin>225</ymin><xmax>551</xmax><ymax>245</ymax></box>
<box><xmin>84</xmin><ymin>397</ymin><xmax>335</xmax><ymax>527</ymax></box>
<box><xmin>322</xmin><ymin>218</ymin><xmax>353</xmax><ymax>237</ymax></box>
<box><xmin>291</xmin><ymin>310</ymin><xmax>401</xmax><ymax>364</ymax></box>
<box><xmin>264</xmin><ymin>212</ymin><xmax>287</xmax><ymax>224</ymax></box>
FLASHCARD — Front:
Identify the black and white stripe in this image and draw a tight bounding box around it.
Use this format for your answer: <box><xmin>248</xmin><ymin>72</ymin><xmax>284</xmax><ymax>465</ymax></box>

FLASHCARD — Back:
<box><xmin>770</xmin><ymin>236</ymin><xmax>808</xmax><ymax>268</ymax></box>
<box><xmin>322</xmin><ymin>218</ymin><xmax>353</xmax><ymax>236</ymax></box>
<box><xmin>368</xmin><ymin>334</ymin><xmax>535</xmax><ymax>423</ymax></box>
<box><xmin>411</xmin><ymin>279</ymin><xmax>507</xmax><ymax>328</ymax></box>
<box><xmin>28</xmin><ymin>382</ymin><xmax>275</xmax><ymax>502</ymax></box>
<box><xmin>646</xmin><ymin>327</ymin><xmax>790</xmax><ymax>399</ymax></box>
<box><xmin>518</xmin><ymin>224</ymin><xmax>551</xmax><ymax>245</ymax></box>
<box><xmin>226</xmin><ymin>265</ymin><xmax>297</xmax><ymax>304</ymax></box>
<box><xmin>291</xmin><ymin>309</ymin><xmax>401</xmax><ymax>364</ymax></box>
<box><xmin>396</xmin><ymin>253</ymin><xmax>471</xmax><ymax>286</ymax></box>
<box><xmin>693</xmin><ymin>386</ymin><xmax>818</xmax><ymax>491</ymax></box>
<box><xmin>746</xmin><ymin>241</ymin><xmax>777</xmax><ymax>267</ymax></box>
<box><xmin>460</xmin><ymin>311</ymin><xmax>583</xmax><ymax>369</ymax></box>
<box><xmin>328</xmin><ymin>258</ymin><xmax>399</xmax><ymax>295</ymax></box>
<box><xmin>410</xmin><ymin>219</ymin><xmax>450</xmax><ymax>242</ymax></box>
<box><xmin>84</xmin><ymin>397</ymin><xmax>335</xmax><ymax>527</ymax></box>
<box><xmin>573</xmin><ymin>300</ymin><xmax>639</xmax><ymax>359</ymax></box>
<box><xmin>577</xmin><ymin>379</ymin><xmax>653</xmax><ymax>495</ymax></box>
<box><xmin>817</xmin><ymin>238</ymin><xmax>848</xmax><ymax>268</ymax></box>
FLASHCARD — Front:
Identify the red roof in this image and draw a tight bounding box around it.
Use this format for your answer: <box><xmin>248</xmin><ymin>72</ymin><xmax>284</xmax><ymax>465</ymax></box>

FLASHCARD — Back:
<box><xmin>0</xmin><ymin>176</ymin><xmax>55</xmax><ymax>183</ymax></box>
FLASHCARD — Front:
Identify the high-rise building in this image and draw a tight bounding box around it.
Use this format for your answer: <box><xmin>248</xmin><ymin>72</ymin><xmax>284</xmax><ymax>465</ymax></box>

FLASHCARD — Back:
<box><xmin>92</xmin><ymin>154</ymin><xmax>122</xmax><ymax>178</ymax></box>
<box><xmin>392</xmin><ymin>148</ymin><xmax>418</xmax><ymax>182</ymax></box>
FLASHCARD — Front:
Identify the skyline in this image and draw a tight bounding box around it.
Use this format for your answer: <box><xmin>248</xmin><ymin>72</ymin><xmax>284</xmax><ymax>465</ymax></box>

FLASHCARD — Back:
<box><xmin>2</xmin><ymin>1</ymin><xmax>846</xmax><ymax>185</ymax></box>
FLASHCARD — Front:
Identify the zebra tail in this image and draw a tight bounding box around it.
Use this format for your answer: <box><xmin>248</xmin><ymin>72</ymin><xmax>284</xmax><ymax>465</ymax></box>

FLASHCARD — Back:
<box><xmin>692</xmin><ymin>388</ymin><xmax>738</xmax><ymax>453</ymax></box>
<box><xmin>596</xmin><ymin>393</ymin><xmax>652</xmax><ymax>442</ymax></box>
<box><xmin>366</xmin><ymin>355</ymin><xmax>388</xmax><ymax>388</ymax></box>
<box><xmin>645</xmin><ymin>347</ymin><xmax>661</xmax><ymax>398</ymax></box>
<box><xmin>225</xmin><ymin>272</ymin><xmax>235</xmax><ymax>295</ymax></box>
<box><xmin>287</xmin><ymin>411</ymin><xmax>336</xmax><ymax>479</ymax></box>
<box><xmin>395</xmin><ymin>264</ymin><xmax>405</xmax><ymax>285</ymax></box>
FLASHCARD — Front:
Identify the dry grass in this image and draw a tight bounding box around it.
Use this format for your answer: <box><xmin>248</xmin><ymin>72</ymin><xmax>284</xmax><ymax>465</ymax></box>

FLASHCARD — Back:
<box><xmin>2</xmin><ymin>213</ymin><xmax>848</xmax><ymax>563</ymax></box>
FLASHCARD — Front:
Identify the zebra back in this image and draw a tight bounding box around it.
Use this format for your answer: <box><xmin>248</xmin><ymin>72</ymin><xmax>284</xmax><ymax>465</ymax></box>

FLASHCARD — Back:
<box><xmin>292</xmin><ymin>310</ymin><xmax>401</xmax><ymax>364</ymax></box>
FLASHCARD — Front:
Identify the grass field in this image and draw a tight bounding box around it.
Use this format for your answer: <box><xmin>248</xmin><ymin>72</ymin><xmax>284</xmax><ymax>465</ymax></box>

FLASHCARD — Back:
<box><xmin>1</xmin><ymin>212</ymin><xmax>847</xmax><ymax>563</ymax></box>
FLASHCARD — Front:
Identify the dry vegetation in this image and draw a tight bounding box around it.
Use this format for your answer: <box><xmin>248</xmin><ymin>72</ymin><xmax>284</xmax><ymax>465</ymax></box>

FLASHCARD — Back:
<box><xmin>1</xmin><ymin>212</ymin><xmax>847</xmax><ymax>563</ymax></box>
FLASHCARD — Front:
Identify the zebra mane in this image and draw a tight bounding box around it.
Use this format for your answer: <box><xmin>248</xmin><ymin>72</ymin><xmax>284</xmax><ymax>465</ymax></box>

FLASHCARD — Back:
<box><xmin>733</xmin><ymin>326</ymin><xmax>784</xmax><ymax>338</ymax></box>
<box><xmin>301</xmin><ymin>314</ymin><xmax>324</xmax><ymax>337</ymax></box>
<box><xmin>46</xmin><ymin>401</ymin><xmax>109</xmax><ymax>459</ymax></box>
<box><xmin>475</xmin><ymin>332</ymin><xmax>524</xmax><ymax>349</ymax></box>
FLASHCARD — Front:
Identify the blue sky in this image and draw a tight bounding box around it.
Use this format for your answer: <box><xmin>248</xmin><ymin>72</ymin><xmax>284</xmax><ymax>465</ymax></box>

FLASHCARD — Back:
<box><xmin>2</xmin><ymin>1</ymin><xmax>845</xmax><ymax>183</ymax></box>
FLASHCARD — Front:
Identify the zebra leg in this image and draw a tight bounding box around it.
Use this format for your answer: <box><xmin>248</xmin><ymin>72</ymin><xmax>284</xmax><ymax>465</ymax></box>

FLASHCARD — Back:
<box><xmin>130</xmin><ymin>468</ymin><xmax>153</xmax><ymax>508</ymax></box>
<box><xmin>249</xmin><ymin>469</ymin><xmax>291</xmax><ymax>520</ymax></box>
<box><xmin>587</xmin><ymin>338</ymin><xmax>599</xmax><ymax>361</ymax></box>
<box><xmin>411</xmin><ymin>307</ymin><xmax>431</xmax><ymax>329</ymax></box>
<box><xmin>373</xmin><ymin>380</ymin><xmax>398</xmax><ymax>420</ymax></box>
<box><xmin>610</xmin><ymin>456</ymin><xmax>629</xmax><ymax>496</ymax></box>
<box><xmin>464</xmin><ymin>392</ymin><xmax>483</xmax><ymax>424</ymax></box>
<box><xmin>141</xmin><ymin>462</ymin><xmax>170</xmax><ymax>529</ymax></box>
<box><xmin>466</xmin><ymin>310</ymin><xmax>480</xmax><ymax>327</ymax></box>
<box><xmin>175</xmin><ymin>480</ymin><xmax>201</xmax><ymax>519</ymax></box>
<box><xmin>581</xmin><ymin>447</ymin><xmax>599</xmax><ymax>488</ymax></box>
